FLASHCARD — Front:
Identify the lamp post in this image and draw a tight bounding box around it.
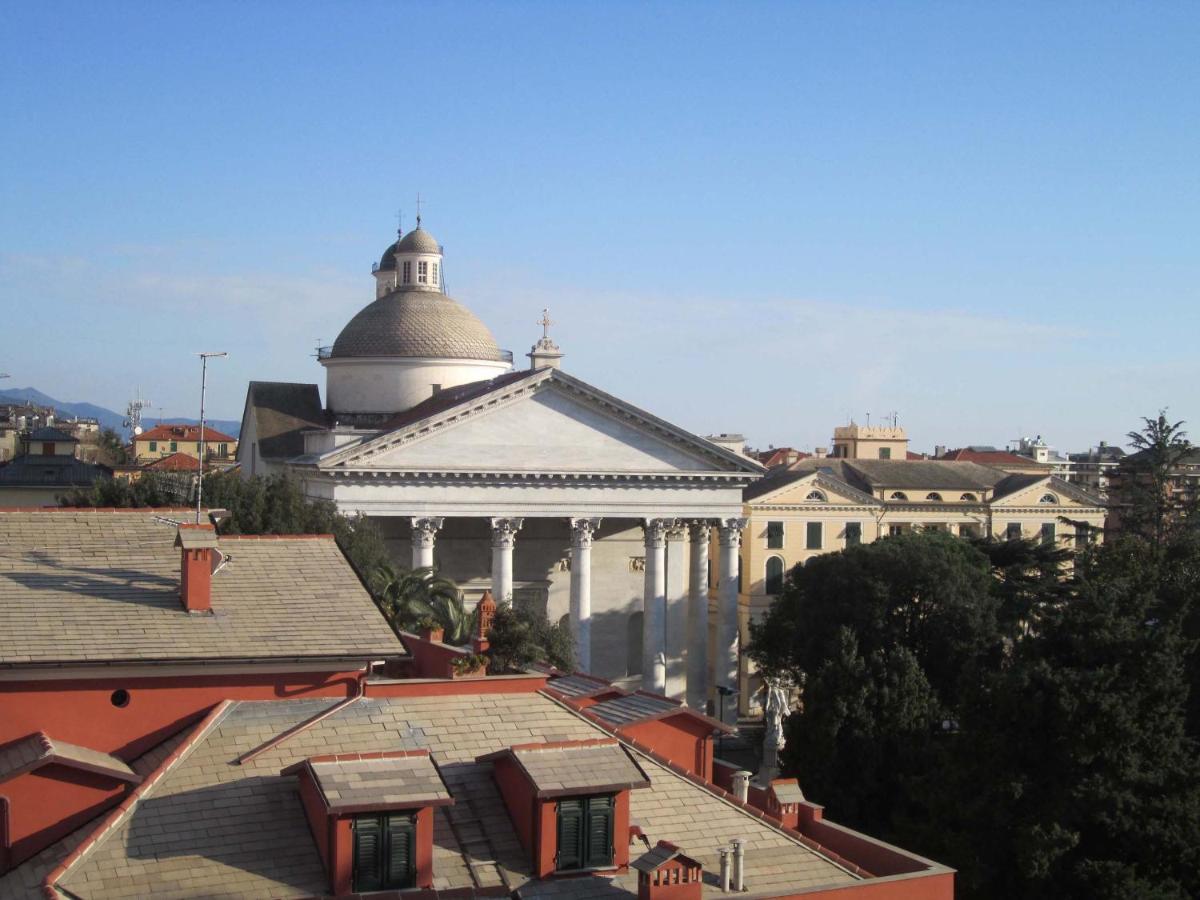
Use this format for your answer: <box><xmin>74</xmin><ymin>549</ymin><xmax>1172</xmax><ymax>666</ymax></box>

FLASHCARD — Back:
<box><xmin>716</xmin><ymin>684</ymin><xmax>736</xmax><ymax>760</ymax></box>
<box><xmin>196</xmin><ymin>352</ymin><xmax>228</xmax><ymax>524</ymax></box>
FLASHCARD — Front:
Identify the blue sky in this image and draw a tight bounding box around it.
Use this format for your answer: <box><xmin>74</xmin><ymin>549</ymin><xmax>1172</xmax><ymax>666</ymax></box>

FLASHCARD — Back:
<box><xmin>2</xmin><ymin>2</ymin><xmax>1197</xmax><ymax>454</ymax></box>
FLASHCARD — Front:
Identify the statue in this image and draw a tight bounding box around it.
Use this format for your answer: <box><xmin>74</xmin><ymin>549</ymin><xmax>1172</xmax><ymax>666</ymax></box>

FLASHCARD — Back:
<box><xmin>757</xmin><ymin>676</ymin><xmax>792</xmax><ymax>786</ymax></box>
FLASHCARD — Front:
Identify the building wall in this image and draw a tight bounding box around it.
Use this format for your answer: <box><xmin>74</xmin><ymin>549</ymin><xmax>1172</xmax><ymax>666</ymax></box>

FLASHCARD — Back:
<box><xmin>0</xmin><ymin>485</ymin><xmax>70</xmax><ymax>507</ymax></box>
<box><xmin>322</xmin><ymin>356</ymin><xmax>511</xmax><ymax>415</ymax></box>
<box><xmin>133</xmin><ymin>436</ymin><xmax>237</xmax><ymax>463</ymax></box>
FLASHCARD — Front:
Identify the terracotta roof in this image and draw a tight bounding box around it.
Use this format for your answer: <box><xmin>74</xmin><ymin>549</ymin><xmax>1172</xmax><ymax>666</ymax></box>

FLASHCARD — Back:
<box><xmin>937</xmin><ymin>448</ymin><xmax>1050</xmax><ymax>469</ymax></box>
<box><xmin>43</xmin><ymin>693</ymin><xmax>861</xmax><ymax>898</ymax></box>
<box><xmin>0</xmin><ymin>509</ymin><xmax>404</xmax><ymax>666</ymax></box>
<box><xmin>0</xmin><ymin>732</ymin><xmax>139</xmax><ymax>785</ymax></box>
<box><xmin>142</xmin><ymin>452</ymin><xmax>199</xmax><ymax>471</ymax></box>
<box><xmin>240</xmin><ymin>381</ymin><xmax>327</xmax><ymax>460</ymax></box>
<box><xmin>478</xmin><ymin>738</ymin><xmax>651</xmax><ymax>798</ymax></box>
<box><xmin>285</xmin><ymin>750</ymin><xmax>453</xmax><ymax>812</ymax></box>
<box><xmin>135</xmin><ymin>424</ymin><xmax>237</xmax><ymax>444</ymax></box>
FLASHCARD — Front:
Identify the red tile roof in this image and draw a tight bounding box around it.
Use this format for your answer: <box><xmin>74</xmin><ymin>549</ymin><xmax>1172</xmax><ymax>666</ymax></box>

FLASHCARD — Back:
<box><xmin>937</xmin><ymin>448</ymin><xmax>1048</xmax><ymax>468</ymax></box>
<box><xmin>143</xmin><ymin>452</ymin><xmax>201</xmax><ymax>471</ymax></box>
<box><xmin>135</xmin><ymin>424</ymin><xmax>237</xmax><ymax>444</ymax></box>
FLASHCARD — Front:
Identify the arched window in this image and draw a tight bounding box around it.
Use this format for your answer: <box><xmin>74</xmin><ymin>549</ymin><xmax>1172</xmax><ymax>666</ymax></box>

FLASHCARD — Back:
<box><xmin>765</xmin><ymin>556</ymin><xmax>785</xmax><ymax>595</ymax></box>
<box><xmin>890</xmin><ymin>491</ymin><xmax>908</xmax><ymax>501</ymax></box>
<box><xmin>926</xmin><ymin>492</ymin><xmax>943</xmax><ymax>502</ymax></box>
<box><xmin>960</xmin><ymin>493</ymin><xmax>977</xmax><ymax>502</ymax></box>
<box><xmin>627</xmin><ymin>612</ymin><xmax>644</xmax><ymax>677</ymax></box>
<box><xmin>805</xmin><ymin>490</ymin><xmax>827</xmax><ymax>502</ymax></box>
<box><xmin>1040</xmin><ymin>493</ymin><xmax>1059</xmax><ymax>504</ymax></box>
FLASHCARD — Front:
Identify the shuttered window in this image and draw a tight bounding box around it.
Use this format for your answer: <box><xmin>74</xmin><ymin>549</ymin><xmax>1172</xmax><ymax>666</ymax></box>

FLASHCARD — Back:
<box><xmin>846</xmin><ymin>522</ymin><xmax>862</xmax><ymax>547</ymax></box>
<box><xmin>353</xmin><ymin>812</ymin><xmax>415</xmax><ymax>891</ymax></box>
<box><xmin>556</xmin><ymin>795</ymin><xmax>615</xmax><ymax>870</ymax></box>
<box><xmin>766</xmin><ymin>521</ymin><xmax>784</xmax><ymax>549</ymax></box>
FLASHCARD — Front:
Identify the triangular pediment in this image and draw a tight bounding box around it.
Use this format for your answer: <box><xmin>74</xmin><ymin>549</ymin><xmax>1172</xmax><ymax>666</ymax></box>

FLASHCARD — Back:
<box><xmin>991</xmin><ymin>475</ymin><xmax>1104</xmax><ymax>509</ymax></box>
<box><xmin>319</xmin><ymin>370</ymin><xmax>762</xmax><ymax>476</ymax></box>
<box><xmin>750</xmin><ymin>471</ymin><xmax>880</xmax><ymax>507</ymax></box>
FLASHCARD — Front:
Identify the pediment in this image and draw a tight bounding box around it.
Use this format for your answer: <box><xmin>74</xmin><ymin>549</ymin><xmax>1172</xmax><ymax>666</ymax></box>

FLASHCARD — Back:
<box><xmin>751</xmin><ymin>472</ymin><xmax>879</xmax><ymax>507</ymax></box>
<box><xmin>991</xmin><ymin>476</ymin><xmax>1103</xmax><ymax>509</ymax></box>
<box><xmin>320</xmin><ymin>371</ymin><xmax>761</xmax><ymax>476</ymax></box>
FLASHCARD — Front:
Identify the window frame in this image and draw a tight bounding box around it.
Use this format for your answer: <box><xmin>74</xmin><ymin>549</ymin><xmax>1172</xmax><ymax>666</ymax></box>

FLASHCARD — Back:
<box><xmin>765</xmin><ymin>555</ymin><xmax>785</xmax><ymax>595</ymax></box>
<box><xmin>556</xmin><ymin>794</ymin><xmax>615</xmax><ymax>871</ymax></box>
<box><xmin>845</xmin><ymin>521</ymin><xmax>862</xmax><ymax>547</ymax></box>
<box><xmin>418</xmin><ymin>260</ymin><xmax>429</xmax><ymax>284</ymax></box>
<box><xmin>402</xmin><ymin>260</ymin><xmax>412</xmax><ymax>284</ymax></box>
<box><xmin>878</xmin><ymin>447</ymin><xmax>892</xmax><ymax>460</ymax></box>
<box><xmin>352</xmin><ymin>811</ymin><xmax>415</xmax><ymax>892</ymax></box>
<box><xmin>1006</xmin><ymin>522</ymin><xmax>1022</xmax><ymax>540</ymax></box>
<box><xmin>1041</xmin><ymin>522</ymin><xmax>1056</xmax><ymax>546</ymax></box>
<box><xmin>766</xmin><ymin>520</ymin><xmax>784</xmax><ymax>549</ymax></box>
<box><xmin>806</xmin><ymin>521</ymin><xmax>823</xmax><ymax>550</ymax></box>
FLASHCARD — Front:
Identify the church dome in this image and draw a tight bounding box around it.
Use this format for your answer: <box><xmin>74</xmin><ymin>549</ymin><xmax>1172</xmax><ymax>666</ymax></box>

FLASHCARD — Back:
<box><xmin>377</xmin><ymin>241</ymin><xmax>400</xmax><ymax>272</ymax></box>
<box><xmin>330</xmin><ymin>287</ymin><xmax>508</xmax><ymax>361</ymax></box>
<box><xmin>395</xmin><ymin>227</ymin><xmax>441</xmax><ymax>255</ymax></box>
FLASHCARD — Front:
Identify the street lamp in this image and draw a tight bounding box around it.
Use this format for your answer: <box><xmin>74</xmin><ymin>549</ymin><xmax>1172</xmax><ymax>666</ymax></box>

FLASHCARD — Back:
<box><xmin>196</xmin><ymin>352</ymin><xmax>228</xmax><ymax>524</ymax></box>
<box><xmin>716</xmin><ymin>684</ymin><xmax>737</xmax><ymax>759</ymax></box>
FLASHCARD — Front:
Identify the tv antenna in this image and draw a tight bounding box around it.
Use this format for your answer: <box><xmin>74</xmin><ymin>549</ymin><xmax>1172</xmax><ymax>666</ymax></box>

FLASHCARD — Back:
<box><xmin>195</xmin><ymin>352</ymin><xmax>228</xmax><ymax>525</ymax></box>
<box><xmin>123</xmin><ymin>390</ymin><xmax>152</xmax><ymax>436</ymax></box>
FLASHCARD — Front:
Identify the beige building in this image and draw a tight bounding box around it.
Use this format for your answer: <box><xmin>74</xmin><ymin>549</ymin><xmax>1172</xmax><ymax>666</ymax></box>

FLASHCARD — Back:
<box><xmin>830</xmin><ymin>423</ymin><xmax>910</xmax><ymax>460</ymax></box>
<box><xmin>728</xmin><ymin>456</ymin><xmax>1106</xmax><ymax>712</ymax></box>
<box><xmin>133</xmin><ymin>423</ymin><xmax>238</xmax><ymax>465</ymax></box>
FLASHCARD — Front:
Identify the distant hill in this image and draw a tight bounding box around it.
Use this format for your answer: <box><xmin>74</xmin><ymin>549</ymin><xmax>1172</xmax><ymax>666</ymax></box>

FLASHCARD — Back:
<box><xmin>0</xmin><ymin>387</ymin><xmax>240</xmax><ymax>438</ymax></box>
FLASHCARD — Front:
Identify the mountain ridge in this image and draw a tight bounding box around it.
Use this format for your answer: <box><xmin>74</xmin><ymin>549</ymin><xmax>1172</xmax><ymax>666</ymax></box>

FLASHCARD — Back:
<box><xmin>0</xmin><ymin>387</ymin><xmax>241</xmax><ymax>438</ymax></box>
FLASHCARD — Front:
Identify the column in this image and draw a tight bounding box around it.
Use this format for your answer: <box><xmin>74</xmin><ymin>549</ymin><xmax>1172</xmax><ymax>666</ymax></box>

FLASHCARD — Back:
<box><xmin>642</xmin><ymin>518</ymin><xmax>669</xmax><ymax>694</ymax></box>
<box><xmin>569</xmin><ymin>517</ymin><xmax>601</xmax><ymax>673</ymax></box>
<box><xmin>716</xmin><ymin>517</ymin><xmax>747</xmax><ymax>695</ymax></box>
<box><xmin>490</xmin><ymin>518</ymin><xmax>524</xmax><ymax>603</ymax></box>
<box><xmin>687</xmin><ymin>521</ymin><xmax>711</xmax><ymax>710</ymax></box>
<box><xmin>664</xmin><ymin>520</ymin><xmax>688</xmax><ymax>700</ymax></box>
<box><xmin>410</xmin><ymin>517</ymin><xmax>443</xmax><ymax>570</ymax></box>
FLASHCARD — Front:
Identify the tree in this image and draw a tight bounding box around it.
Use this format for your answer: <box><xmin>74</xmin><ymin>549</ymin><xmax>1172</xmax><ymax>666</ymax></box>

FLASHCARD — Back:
<box><xmin>94</xmin><ymin>427</ymin><xmax>129</xmax><ymax>467</ymax></box>
<box><xmin>372</xmin><ymin>565</ymin><xmax>470</xmax><ymax>639</ymax></box>
<box><xmin>1120</xmin><ymin>411</ymin><xmax>1194</xmax><ymax>546</ymax></box>
<box><xmin>485</xmin><ymin>602</ymin><xmax>575</xmax><ymax>673</ymax></box>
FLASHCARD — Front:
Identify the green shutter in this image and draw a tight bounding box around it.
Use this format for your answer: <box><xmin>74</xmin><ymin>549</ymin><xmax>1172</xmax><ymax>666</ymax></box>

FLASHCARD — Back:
<box><xmin>386</xmin><ymin>814</ymin><xmax>415</xmax><ymax>888</ymax></box>
<box><xmin>353</xmin><ymin>816</ymin><xmax>383</xmax><ymax>892</ymax></box>
<box><xmin>584</xmin><ymin>795</ymin><xmax>614</xmax><ymax>868</ymax></box>
<box><xmin>557</xmin><ymin>799</ymin><xmax>584</xmax><ymax>870</ymax></box>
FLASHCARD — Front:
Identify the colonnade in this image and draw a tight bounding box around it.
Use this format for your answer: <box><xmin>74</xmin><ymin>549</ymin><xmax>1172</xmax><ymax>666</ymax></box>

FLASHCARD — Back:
<box><xmin>408</xmin><ymin>515</ymin><xmax>747</xmax><ymax>708</ymax></box>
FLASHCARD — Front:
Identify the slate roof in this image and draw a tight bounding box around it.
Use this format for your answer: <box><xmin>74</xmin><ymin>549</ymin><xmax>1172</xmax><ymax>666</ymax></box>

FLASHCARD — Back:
<box><xmin>841</xmin><ymin>459</ymin><xmax>1006</xmax><ymax>491</ymax></box>
<box><xmin>27</xmin><ymin>427</ymin><xmax>77</xmax><ymax>443</ymax></box>
<box><xmin>631</xmin><ymin>840</ymin><xmax>701</xmax><ymax>874</ymax></box>
<box><xmin>291</xmin><ymin>750</ymin><xmax>453</xmax><ymax>812</ymax></box>
<box><xmin>395</xmin><ymin>226</ymin><xmax>442</xmax><ymax>255</ymax></box>
<box><xmin>479</xmin><ymin>739</ymin><xmax>651</xmax><ymax>798</ymax></box>
<box><xmin>40</xmin><ymin>693</ymin><xmax>860</xmax><ymax>899</ymax></box>
<box><xmin>543</xmin><ymin>672</ymin><xmax>618</xmax><ymax>699</ymax></box>
<box><xmin>0</xmin><ymin>732</ymin><xmax>139</xmax><ymax>784</ymax></box>
<box><xmin>0</xmin><ymin>455</ymin><xmax>110</xmax><ymax>487</ymax></box>
<box><xmin>239</xmin><ymin>382</ymin><xmax>327</xmax><ymax>460</ymax></box>
<box><xmin>330</xmin><ymin>288</ymin><xmax>508</xmax><ymax>361</ymax></box>
<box><xmin>0</xmin><ymin>509</ymin><xmax>404</xmax><ymax>667</ymax></box>
<box><xmin>587</xmin><ymin>692</ymin><xmax>681</xmax><ymax>728</ymax></box>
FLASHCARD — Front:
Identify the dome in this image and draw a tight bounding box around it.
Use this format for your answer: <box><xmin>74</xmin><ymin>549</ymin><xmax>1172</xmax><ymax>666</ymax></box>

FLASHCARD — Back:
<box><xmin>330</xmin><ymin>287</ymin><xmax>507</xmax><ymax>361</ymax></box>
<box><xmin>377</xmin><ymin>240</ymin><xmax>400</xmax><ymax>272</ymax></box>
<box><xmin>395</xmin><ymin>227</ymin><xmax>441</xmax><ymax>255</ymax></box>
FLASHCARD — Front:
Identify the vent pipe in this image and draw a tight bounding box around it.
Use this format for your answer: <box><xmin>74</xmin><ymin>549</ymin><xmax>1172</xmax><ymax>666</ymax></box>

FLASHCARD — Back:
<box><xmin>731</xmin><ymin>770</ymin><xmax>751</xmax><ymax>803</ymax></box>
<box><xmin>731</xmin><ymin>838</ymin><xmax>746</xmax><ymax>892</ymax></box>
<box><xmin>718</xmin><ymin>846</ymin><xmax>731</xmax><ymax>892</ymax></box>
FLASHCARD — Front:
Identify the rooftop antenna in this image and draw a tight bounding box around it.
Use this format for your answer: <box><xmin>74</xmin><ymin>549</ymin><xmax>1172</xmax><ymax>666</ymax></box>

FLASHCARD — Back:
<box><xmin>866</xmin><ymin>411</ymin><xmax>871</xmax><ymax>427</ymax></box>
<box><xmin>890</xmin><ymin>411</ymin><xmax>900</xmax><ymax>428</ymax></box>
<box><xmin>195</xmin><ymin>352</ymin><xmax>228</xmax><ymax>525</ymax></box>
<box><xmin>123</xmin><ymin>390</ymin><xmax>151</xmax><ymax>436</ymax></box>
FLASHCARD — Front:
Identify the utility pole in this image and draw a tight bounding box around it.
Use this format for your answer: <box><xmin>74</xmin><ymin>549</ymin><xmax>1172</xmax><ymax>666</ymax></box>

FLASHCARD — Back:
<box><xmin>196</xmin><ymin>352</ymin><xmax>228</xmax><ymax>524</ymax></box>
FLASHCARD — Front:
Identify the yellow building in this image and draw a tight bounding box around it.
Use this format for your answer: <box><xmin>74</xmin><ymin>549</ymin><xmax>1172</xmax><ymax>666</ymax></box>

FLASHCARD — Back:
<box><xmin>729</xmin><ymin>456</ymin><xmax>1106</xmax><ymax>712</ymax></box>
<box><xmin>132</xmin><ymin>424</ymin><xmax>238</xmax><ymax>465</ymax></box>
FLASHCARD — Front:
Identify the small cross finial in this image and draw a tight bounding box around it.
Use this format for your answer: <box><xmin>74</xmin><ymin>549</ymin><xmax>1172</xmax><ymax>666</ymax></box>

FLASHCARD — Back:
<box><xmin>538</xmin><ymin>308</ymin><xmax>553</xmax><ymax>339</ymax></box>
<box><xmin>415</xmin><ymin>192</ymin><xmax>423</xmax><ymax>228</ymax></box>
<box><xmin>396</xmin><ymin>208</ymin><xmax>403</xmax><ymax>238</ymax></box>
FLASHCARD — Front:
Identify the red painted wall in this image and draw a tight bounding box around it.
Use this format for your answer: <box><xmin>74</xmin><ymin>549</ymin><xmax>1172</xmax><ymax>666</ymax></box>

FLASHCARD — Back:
<box><xmin>331</xmin><ymin>814</ymin><xmax>352</xmax><ymax>896</ymax></box>
<box><xmin>0</xmin><ymin>670</ymin><xmax>361</xmax><ymax>759</ymax></box>
<box><xmin>619</xmin><ymin>717</ymin><xmax>713</xmax><ymax>780</ymax></box>
<box><xmin>533</xmin><ymin>797</ymin><xmax>557</xmax><ymax>879</ymax></box>
<box><xmin>295</xmin><ymin>772</ymin><xmax>332</xmax><ymax>874</ymax></box>
<box><xmin>413</xmin><ymin>805</ymin><xmax>434</xmax><ymax>889</ymax></box>
<box><xmin>367</xmin><ymin>673</ymin><xmax>548</xmax><ymax>699</ymax></box>
<box><xmin>491</xmin><ymin>756</ymin><xmax>536</xmax><ymax>862</ymax></box>
<box><xmin>2</xmin><ymin>765</ymin><xmax>130</xmax><ymax>869</ymax></box>
<box><xmin>771</xmin><ymin>871</ymin><xmax>955</xmax><ymax>900</ymax></box>
<box><xmin>797</xmin><ymin>804</ymin><xmax>934</xmax><ymax>878</ymax></box>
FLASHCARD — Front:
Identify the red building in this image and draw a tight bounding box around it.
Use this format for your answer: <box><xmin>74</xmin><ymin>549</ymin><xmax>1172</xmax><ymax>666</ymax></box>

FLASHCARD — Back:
<box><xmin>0</xmin><ymin>508</ymin><xmax>953</xmax><ymax>898</ymax></box>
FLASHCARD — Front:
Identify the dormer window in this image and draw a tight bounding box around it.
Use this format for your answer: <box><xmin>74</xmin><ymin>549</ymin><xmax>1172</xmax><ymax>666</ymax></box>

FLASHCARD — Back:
<box><xmin>431</xmin><ymin>262</ymin><xmax>439</xmax><ymax>286</ymax></box>
<box><xmin>556</xmin><ymin>795</ymin><xmax>614</xmax><ymax>870</ymax></box>
<box><xmin>402</xmin><ymin>261</ymin><xmax>412</xmax><ymax>284</ymax></box>
<box><xmin>418</xmin><ymin>260</ymin><xmax>429</xmax><ymax>284</ymax></box>
<box><xmin>890</xmin><ymin>491</ymin><xmax>908</xmax><ymax>501</ymax></box>
<box><xmin>926</xmin><ymin>492</ymin><xmax>943</xmax><ymax>502</ymax></box>
<box><xmin>354</xmin><ymin>812</ymin><xmax>414</xmax><ymax>891</ymax></box>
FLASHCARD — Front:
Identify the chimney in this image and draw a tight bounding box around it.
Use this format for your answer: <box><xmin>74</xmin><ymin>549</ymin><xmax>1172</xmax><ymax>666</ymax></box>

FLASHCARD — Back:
<box><xmin>813</xmin><ymin>447</ymin><xmax>828</xmax><ymax>458</ymax></box>
<box><xmin>175</xmin><ymin>524</ymin><xmax>218</xmax><ymax>613</ymax></box>
<box><xmin>935</xmin><ymin>444</ymin><xmax>946</xmax><ymax>458</ymax></box>
<box><xmin>731</xmin><ymin>770</ymin><xmax>751</xmax><ymax>803</ymax></box>
<box><xmin>471</xmin><ymin>590</ymin><xmax>498</xmax><ymax>653</ymax></box>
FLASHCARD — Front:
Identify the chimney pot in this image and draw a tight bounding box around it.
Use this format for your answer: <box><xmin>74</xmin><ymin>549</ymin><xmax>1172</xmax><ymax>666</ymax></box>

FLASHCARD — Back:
<box><xmin>731</xmin><ymin>838</ymin><xmax>746</xmax><ymax>892</ymax></box>
<box><xmin>718</xmin><ymin>846</ymin><xmax>732</xmax><ymax>893</ymax></box>
<box><xmin>731</xmin><ymin>770</ymin><xmax>751</xmax><ymax>803</ymax></box>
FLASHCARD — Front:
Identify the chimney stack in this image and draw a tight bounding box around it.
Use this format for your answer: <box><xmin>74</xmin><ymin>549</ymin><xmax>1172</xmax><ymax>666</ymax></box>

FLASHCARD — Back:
<box><xmin>472</xmin><ymin>590</ymin><xmax>498</xmax><ymax>653</ymax></box>
<box><xmin>175</xmin><ymin>524</ymin><xmax>218</xmax><ymax>613</ymax></box>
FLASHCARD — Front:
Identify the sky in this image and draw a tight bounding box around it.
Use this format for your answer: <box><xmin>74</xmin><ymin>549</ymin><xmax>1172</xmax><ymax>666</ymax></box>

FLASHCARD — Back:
<box><xmin>1</xmin><ymin>2</ymin><xmax>1197</xmax><ymax>454</ymax></box>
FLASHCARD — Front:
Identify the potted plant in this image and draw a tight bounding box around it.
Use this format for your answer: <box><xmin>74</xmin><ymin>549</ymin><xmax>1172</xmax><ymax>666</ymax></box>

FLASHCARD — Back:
<box><xmin>416</xmin><ymin>616</ymin><xmax>444</xmax><ymax>643</ymax></box>
<box><xmin>451</xmin><ymin>653</ymin><xmax>488</xmax><ymax>679</ymax></box>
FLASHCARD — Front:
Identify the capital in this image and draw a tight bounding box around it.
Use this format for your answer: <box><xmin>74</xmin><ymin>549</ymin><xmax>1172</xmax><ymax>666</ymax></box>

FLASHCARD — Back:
<box><xmin>718</xmin><ymin>516</ymin><xmax>748</xmax><ymax>547</ymax></box>
<box><xmin>570</xmin><ymin>517</ymin><xmax>602</xmax><ymax>548</ymax></box>
<box><xmin>665</xmin><ymin>519</ymin><xmax>688</xmax><ymax>541</ymax></box>
<box><xmin>689</xmin><ymin>520</ymin><xmax>713</xmax><ymax>543</ymax></box>
<box><xmin>490</xmin><ymin>517</ymin><xmax>524</xmax><ymax>549</ymax></box>
<box><xmin>643</xmin><ymin>517</ymin><xmax>671</xmax><ymax>548</ymax></box>
<box><xmin>410</xmin><ymin>517</ymin><xmax>444</xmax><ymax>549</ymax></box>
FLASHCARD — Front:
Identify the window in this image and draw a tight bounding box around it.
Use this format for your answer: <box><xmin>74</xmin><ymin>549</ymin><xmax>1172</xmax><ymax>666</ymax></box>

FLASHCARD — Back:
<box><xmin>431</xmin><ymin>383</ymin><xmax>442</xmax><ymax>396</ymax></box>
<box><xmin>766</xmin><ymin>521</ymin><xmax>784</xmax><ymax>549</ymax></box>
<box><xmin>1074</xmin><ymin>528</ymin><xmax>1091</xmax><ymax>550</ymax></box>
<box><xmin>110</xmin><ymin>689</ymin><xmax>130</xmax><ymax>708</ymax></box>
<box><xmin>846</xmin><ymin>522</ymin><xmax>862</xmax><ymax>547</ymax></box>
<box><xmin>960</xmin><ymin>493</ymin><xmax>977</xmax><ymax>502</ymax></box>
<box><xmin>557</xmin><ymin>795</ymin><xmax>614</xmax><ymax>870</ymax></box>
<box><xmin>879</xmin><ymin>447</ymin><xmax>892</xmax><ymax>459</ymax></box>
<box><xmin>806</xmin><ymin>522</ymin><xmax>822</xmax><ymax>550</ymax></box>
<box><xmin>765</xmin><ymin>556</ymin><xmax>785</xmax><ymax>594</ymax></box>
<box><xmin>888</xmin><ymin>524</ymin><xmax>904</xmax><ymax>537</ymax></box>
<box><xmin>218</xmin><ymin>443</ymin><xmax>228</xmax><ymax>457</ymax></box>
<box><xmin>1039</xmin><ymin>493</ymin><xmax>1059</xmax><ymax>505</ymax></box>
<box><xmin>1041</xmin><ymin>523</ymin><xmax>1056</xmax><ymax>546</ymax></box>
<box><xmin>890</xmin><ymin>492</ymin><xmax>908</xmax><ymax>501</ymax></box>
<box><xmin>1006</xmin><ymin>522</ymin><xmax>1022</xmax><ymax>540</ymax></box>
<box><xmin>431</xmin><ymin>262</ymin><xmax>439</xmax><ymax>285</ymax></box>
<box><xmin>805</xmin><ymin>490</ymin><xmax>826</xmax><ymax>502</ymax></box>
<box><xmin>402</xmin><ymin>261</ymin><xmax>412</xmax><ymax>284</ymax></box>
<box><xmin>926</xmin><ymin>492</ymin><xmax>943</xmax><ymax>502</ymax></box>
<box><xmin>42</xmin><ymin>442</ymin><xmax>55</xmax><ymax>456</ymax></box>
<box><xmin>353</xmin><ymin>812</ymin><xmax>415</xmax><ymax>891</ymax></box>
<box><xmin>418</xmin><ymin>260</ymin><xmax>428</xmax><ymax>283</ymax></box>
<box><xmin>149</xmin><ymin>441</ymin><xmax>157</xmax><ymax>452</ymax></box>
<box><xmin>170</xmin><ymin>441</ymin><xmax>177</xmax><ymax>453</ymax></box>
<box><xmin>707</xmin><ymin>558</ymin><xmax>712</xmax><ymax>589</ymax></box>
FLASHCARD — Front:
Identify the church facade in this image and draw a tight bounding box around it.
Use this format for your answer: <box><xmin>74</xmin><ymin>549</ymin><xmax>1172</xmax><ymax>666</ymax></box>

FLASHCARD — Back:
<box><xmin>237</xmin><ymin>222</ymin><xmax>763</xmax><ymax>707</ymax></box>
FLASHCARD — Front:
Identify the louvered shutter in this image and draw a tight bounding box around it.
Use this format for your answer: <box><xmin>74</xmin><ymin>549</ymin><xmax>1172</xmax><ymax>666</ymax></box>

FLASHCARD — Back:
<box><xmin>353</xmin><ymin>816</ymin><xmax>383</xmax><ymax>892</ymax></box>
<box><xmin>385</xmin><ymin>813</ymin><xmax>415</xmax><ymax>888</ymax></box>
<box><xmin>583</xmin><ymin>795</ymin><xmax>614</xmax><ymax>868</ymax></box>
<box><xmin>556</xmin><ymin>799</ymin><xmax>584</xmax><ymax>870</ymax></box>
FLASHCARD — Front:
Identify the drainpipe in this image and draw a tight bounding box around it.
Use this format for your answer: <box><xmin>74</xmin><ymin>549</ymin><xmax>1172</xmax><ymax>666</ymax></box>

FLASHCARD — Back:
<box><xmin>732</xmin><ymin>837</ymin><xmax>746</xmax><ymax>892</ymax></box>
<box><xmin>718</xmin><ymin>845</ymin><xmax>732</xmax><ymax>892</ymax></box>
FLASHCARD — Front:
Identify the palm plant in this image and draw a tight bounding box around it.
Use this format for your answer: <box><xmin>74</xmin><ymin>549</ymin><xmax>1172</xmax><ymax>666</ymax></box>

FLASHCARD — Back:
<box><xmin>371</xmin><ymin>565</ymin><xmax>473</xmax><ymax>641</ymax></box>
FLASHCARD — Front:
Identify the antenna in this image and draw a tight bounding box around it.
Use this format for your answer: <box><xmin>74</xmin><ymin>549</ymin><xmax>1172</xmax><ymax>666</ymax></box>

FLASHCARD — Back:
<box><xmin>195</xmin><ymin>352</ymin><xmax>228</xmax><ymax>525</ymax></box>
<box><xmin>123</xmin><ymin>390</ymin><xmax>151</xmax><ymax>436</ymax></box>
<box><xmin>415</xmin><ymin>192</ymin><xmax>423</xmax><ymax>228</ymax></box>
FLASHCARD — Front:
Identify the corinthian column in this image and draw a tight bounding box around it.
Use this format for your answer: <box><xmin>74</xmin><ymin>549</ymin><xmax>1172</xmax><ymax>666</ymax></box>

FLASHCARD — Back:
<box><xmin>569</xmin><ymin>517</ymin><xmax>601</xmax><ymax>672</ymax></box>
<box><xmin>410</xmin><ymin>517</ymin><xmax>443</xmax><ymax>570</ymax></box>
<box><xmin>490</xmin><ymin>518</ymin><xmax>524</xmax><ymax>603</ymax></box>
<box><xmin>717</xmin><ymin>517</ymin><xmax>748</xmax><ymax>696</ymax></box>
<box><xmin>687</xmin><ymin>520</ymin><xmax>712</xmax><ymax>710</ymax></box>
<box><xmin>664</xmin><ymin>520</ymin><xmax>688</xmax><ymax>700</ymax></box>
<box><xmin>642</xmin><ymin>518</ymin><xmax>669</xmax><ymax>694</ymax></box>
